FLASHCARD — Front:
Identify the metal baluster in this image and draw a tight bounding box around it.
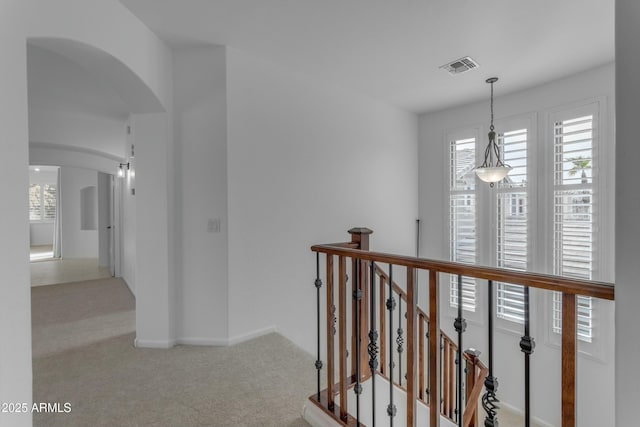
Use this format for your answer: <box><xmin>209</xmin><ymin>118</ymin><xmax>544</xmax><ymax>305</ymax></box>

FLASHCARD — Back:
<box><xmin>326</xmin><ymin>255</ymin><xmax>336</xmax><ymax>410</ymax></box>
<box><xmin>520</xmin><ymin>286</ymin><xmax>535</xmax><ymax>427</ymax></box>
<box><xmin>368</xmin><ymin>261</ymin><xmax>378</xmax><ymax>427</ymax></box>
<box><xmin>353</xmin><ymin>259</ymin><xmax>362</xmax><ymax>425</ymax></box>
<box><xmin>482</xmin><ymin>280</ymin><xmax>500</xmax><ymax>427</ymax></box>
<box><xmin>314</xmin><ymin>252</ymin><xmax>323</xmax><ymax>401</ymax></box>
<box><xmin>387</xmin><ymin>265</ymin><xmax>397</xmax><ymax>425</ymax></box>
<box><xmin>397</xmin><ymin>296</ymin><xmax>404</xmax><ymax>386</ymax></box>
<box><xmin>454</xmin><ymin>275</ymin><xmax>467</xmax><ymax>427</ymax></box>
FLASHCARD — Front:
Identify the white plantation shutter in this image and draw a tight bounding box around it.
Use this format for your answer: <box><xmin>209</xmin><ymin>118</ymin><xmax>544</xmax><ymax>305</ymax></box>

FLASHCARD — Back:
<box><xmin>552</xmin><ymin>292</ymin><xmax>593</xmax><ymax>342</ymax></box>
<box><xmin>443</xmin><ymin>102</ymin><xmax>609</xmax><ymax>353</ymax></box>
<box><xmin>43</xmin><ymin>184</ymin><xmax>57</xmax><ymax>220</ymax></box>
<box><xmin>495</xmin><ymin>129</ymin><xmax>529</xmax><ymax>323</ymax></box>
<box><xmin>29</xmin><ymin>183</ymin><xmax>57</xmax><ymax>223</ymax></box>
<box><xmin>449</xmin><ymin>137</ymin><xmax>477</xmax><ymax>312</ymax></box>
<box><xmin>29</xmin><ymin>184</ymin><xmax>42</xmax><ymax>221</ymax></box>
<box><xmin>552</xmin><ymin>113</ymin><xmax>596</xmax><ymax>342</ymax></box>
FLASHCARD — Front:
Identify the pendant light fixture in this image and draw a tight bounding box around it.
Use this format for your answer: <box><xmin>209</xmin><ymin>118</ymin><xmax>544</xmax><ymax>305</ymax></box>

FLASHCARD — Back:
<box><xmin>475</xmin><ymin>77</ymin><xmax>511</xmax><ymax>187</ymax></box>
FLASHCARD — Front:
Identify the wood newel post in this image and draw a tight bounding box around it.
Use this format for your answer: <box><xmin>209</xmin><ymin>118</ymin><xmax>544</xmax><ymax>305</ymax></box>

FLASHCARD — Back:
<box><xmin>562</xmin><ymin>292</ymin><xmax>577</xmax><ymax>427</ymax></box>
<box><xmin>465</xmin><ymin>349</ymin><xmax>481</xmax><ymax>427</ymax></box>
<box><xmin>429</xmin><ymin>270</ymin><xmax>441</xmax><ymax>427</ymax></box>
<box><xmin>348</xmin><ymin>227</ymin><xmax>373</xmax><ymax>251</ymax></box>
<box><xmin>349</xmin><ymin>228</ymin><xmax>374</xmax><ymax>381</ymax></box>
<box><xmin>406</xmin><ymin>267</ymin><xmax>418</xmax><ymax>427</ymax></box>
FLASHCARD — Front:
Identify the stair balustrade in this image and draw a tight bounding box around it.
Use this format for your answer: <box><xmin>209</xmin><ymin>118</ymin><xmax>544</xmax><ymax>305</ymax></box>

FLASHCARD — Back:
<box><xmin>309</xmin><ymin>228</ymin><xmax>615</xmax><ymax>427</ymax></box>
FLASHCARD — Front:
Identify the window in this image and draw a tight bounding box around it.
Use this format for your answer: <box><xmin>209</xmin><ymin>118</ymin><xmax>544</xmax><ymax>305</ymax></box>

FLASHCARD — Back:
<box><xmin>449</xmin><ymin>136</ymin><xmax>477</xmax><ymax>312</ymax></box>
<box><xmin>29</xmin><ymin>183</ymin><xmax>56</xmax><ymax>222</ymax></box>
<box><xmin>490</xmin><ymin>109</ymin><xmax>598</xmax><ymax>343</ymax></box>
<box><xmin>551</xmin><ymin>113</ymin><xmax>596</xmax><ymax>342</ymax></box>
<box><xmin>495</xmin><ymin>128</ymin><xmax>529</xmax><ymax>324</ymax></box>
<box><xmin>444</xmin><ymin>101</ymin><xmax>609</xmax><ymax>353</ymax></box>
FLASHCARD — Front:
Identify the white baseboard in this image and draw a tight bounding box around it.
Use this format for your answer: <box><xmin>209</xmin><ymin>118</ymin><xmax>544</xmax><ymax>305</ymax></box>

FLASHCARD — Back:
<box><xmin>227</xmin><ymin>326</ymin><xmax>277</xmax><ymax>346</ymax></box>
<box><xmin>120</xmin><ymin>277</ymin><xmax>135</xmax><ymax>297</ymax></box>
<box><xmin>134</xmin><ymin>338</ymin><xmax>175</xmax><ymax>349</ymax></box>
<box><xmin>135</xmin><ymin>326</ymin><xmax>278</xmax><ymax>348</ymax></box>
<box><xmin>175</xmin><ymin>337</ymin><xmax>229</xmax><ymax>346</ymax></box>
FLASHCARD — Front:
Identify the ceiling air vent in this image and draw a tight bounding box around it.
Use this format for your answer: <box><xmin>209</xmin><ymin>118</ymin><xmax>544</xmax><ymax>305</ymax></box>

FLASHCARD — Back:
<box><xmin>440</xmin><ymin>56</ymin><xmax>479</xmax><ymax>75</ymax></box>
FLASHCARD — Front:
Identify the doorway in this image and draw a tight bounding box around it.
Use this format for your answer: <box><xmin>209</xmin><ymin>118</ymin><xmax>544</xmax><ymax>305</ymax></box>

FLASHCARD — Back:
<box><xmin>28</xmin><ymin>165</ymin><xmax>58</xmax><ymax>262</ymax></box>
<box><xmin>29</xmin><ymin>166</ymin><xmax>116</xmax><ymax>286</ymax></box>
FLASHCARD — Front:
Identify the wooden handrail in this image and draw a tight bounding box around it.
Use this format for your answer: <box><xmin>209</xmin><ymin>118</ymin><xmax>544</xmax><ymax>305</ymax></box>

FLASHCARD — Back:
<box><xmin>309</xmin><ymin>231</ymin><xmax>615</xmax><ymax>427</ymax></box>
<box><xmin>312</xmin><ymin>244</ymin><xmax>614</xmax><ymax>300</ymax></box>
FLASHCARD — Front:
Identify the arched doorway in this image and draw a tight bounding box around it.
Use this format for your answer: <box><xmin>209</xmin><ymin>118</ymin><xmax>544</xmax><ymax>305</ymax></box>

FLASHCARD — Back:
<box><xmin>25</xmin><ymin>37</ymin><xmax>171</xmax><ymax>424</ymax></box>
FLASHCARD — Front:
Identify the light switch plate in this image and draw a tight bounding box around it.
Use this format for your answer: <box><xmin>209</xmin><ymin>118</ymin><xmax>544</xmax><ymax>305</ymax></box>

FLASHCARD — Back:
<box><xmin>208</xmin><ymin>218</ymin><xmax>221</xmax><ymax>233</ymax></box>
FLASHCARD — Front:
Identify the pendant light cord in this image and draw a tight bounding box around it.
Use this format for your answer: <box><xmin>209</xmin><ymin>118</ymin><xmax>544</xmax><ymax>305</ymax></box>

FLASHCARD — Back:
<box><xmin>490</xmin><ymin>80</ymin><xmax>495</xmax><ymax>132</ymax></box>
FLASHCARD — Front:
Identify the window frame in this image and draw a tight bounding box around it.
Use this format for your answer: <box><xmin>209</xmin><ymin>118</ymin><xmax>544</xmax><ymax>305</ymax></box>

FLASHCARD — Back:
<box><xmin>541</xmin><ymin>99</ymin><xmax>612</xmax><ymax>361</ymax></box>
<box><xmin>489</xmin><ymin>115</ymin><xmax>537</xmax><ymax>335</ymax></box>
<box><xmin>445</xmin><ymin>127</ymin><xmax>484</xmax><ymax>325</ymax></box>
<box><xmin>440</xmin><ymin>99</ymin><xmax>612</xmax><ymax>361</ymax></box>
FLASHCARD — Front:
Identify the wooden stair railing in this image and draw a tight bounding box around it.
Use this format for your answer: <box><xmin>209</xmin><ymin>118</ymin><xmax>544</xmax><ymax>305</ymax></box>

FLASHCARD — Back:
<box><xmin>309</xmin><ymin>228</ymin><xmax>615</xmax><ymax>427</ymax></box>
<box><xmin>372</xmin><ymin>263</ymin><xmax>486</xmax><ymax>425</ymax></box>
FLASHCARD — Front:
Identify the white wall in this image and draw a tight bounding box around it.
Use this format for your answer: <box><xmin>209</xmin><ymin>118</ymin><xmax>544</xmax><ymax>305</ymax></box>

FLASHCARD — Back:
<box><xmin>30</xmin><ymin>143</ymin><xmax>123</xmax><ymax>174</ymax></box>
<box><xmin>418</xmin><ymin>64</ymin><xmax>615</xmax><ymax>427</ymax></box>
<box><xmin>30</xmin><ymin>223</ymin><xmax>54</xmax><ymax>246</ymax></box>
<box><xmin>0</xmin><ymin>3</ymin><xmax>32</xmax><ymax>426</ymax></box>
<box><xmin>615</xmin><ymin>1</ymin><xmax>640</xmax><ymax>426</ymax></box>
<box><xmin>132</xmin><ymin>112</ymin><xmax>176</xmax><ymax>348</ymax></box>
<box><xmin>29</xmin><ymin>109</ymin><xmax>126</xmax><ymax>159</ymax></box>
<box><xmin>60</xmin><ymin>167</ymin><xmax>98</xmax><ymax>257</ymax></box>
<box><xmin>1</xmin><ymin>2</ymin><xmax>173</xmax><ymax>425</ymax></box>
<box><xmin>25</xmin><ymin>2</ymin><xmax>171</xmax><ymax>112</ymax></box>
<box><xmin>173</xmin><ymin>46</ymin><xmax>229</xmax><ymax>344</ymax></box>
<box><xmin>120</xmin><ymin>124</ymin><xmax>136</xmax><ymax>293</ymax></box>
<box><xmin>226</xmin><ymin>48</ymin><xmax>418</xmax><ymax>353</ymax></box>
<box><xmin>28</xmin><ymin>168</ymin><xmax>57</xmax><ymax>184</ymax></box>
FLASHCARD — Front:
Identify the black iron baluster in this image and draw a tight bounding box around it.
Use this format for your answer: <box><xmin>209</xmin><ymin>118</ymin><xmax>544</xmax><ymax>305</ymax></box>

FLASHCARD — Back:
<box><xmin>326</xmin><ymin>255</ymin><xmax>336</xmax><ymax>411</ymax></box>
<box><xmin>454</xmin><ymin>274</ymin><xmax>467</xmax><ymax>427</ymax></box>
<box><xmin>482</xmin><ymin>280</ymin><xmax>500</xmax><ymax>427</ymax></box>
<box><xmin>314</xmin><ymin>252</ymin><xmax>323</xmax><ymax>401</ymax></box>
<box><xmin>520</xmin><ymin>286</ymin><xmax>535</xmax><ymax>427</ymax></box>
<box><xmin>368</xmin><ymin>261</ymin><xmax>378</xmax><ymax>427</ymax></box>
<box><xmin>386</xmin><ymin>265</ymin><xmax>396</xmax><ymax>425</ymax></box>
<box><xmin>397</xmin><ymin>297</ymin><xmax>404</xmax><ymax>386</ymax></box>
<box><xmin>353</xmin><ymin>258</ymin><xmax>362</xmax><ymax>426</ymax></box>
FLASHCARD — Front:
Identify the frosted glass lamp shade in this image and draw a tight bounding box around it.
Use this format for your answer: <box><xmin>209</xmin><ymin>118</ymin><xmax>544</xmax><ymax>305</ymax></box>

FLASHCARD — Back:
<box><xmin>475</xmin><ymin>166</ymin><xmax>512</xmax><ymax>183</ymax></box>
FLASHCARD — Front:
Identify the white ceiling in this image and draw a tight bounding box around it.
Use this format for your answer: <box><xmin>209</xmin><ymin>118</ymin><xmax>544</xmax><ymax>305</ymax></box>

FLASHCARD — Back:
<box><xmin>120</xmin><ymin>0</ymin><xmax>614</xmax><ymax>114</ymax></box>
<box><xmin>27</xmin><ymin>44</ymin><xmax>130</xmax><ymax>120</ymax></box>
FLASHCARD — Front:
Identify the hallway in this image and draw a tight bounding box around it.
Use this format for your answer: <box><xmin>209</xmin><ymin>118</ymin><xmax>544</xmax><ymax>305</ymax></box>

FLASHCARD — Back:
<box><xmin>31</xmin><ymin>276</ymin><xmax>314</xmax><ymax>427</ymax></box>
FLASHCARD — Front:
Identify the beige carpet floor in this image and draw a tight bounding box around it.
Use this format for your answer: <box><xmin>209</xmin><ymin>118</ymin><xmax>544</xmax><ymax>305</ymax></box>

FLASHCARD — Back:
<box><xmin>32</xmin><ymin>278</ymin><xmax>315</xmax><ymax>427</ymax></box>
<box><xmin>31</xmin><ymin>278</ymin><xmax>537</xmax><ymax>427</ymax></box>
